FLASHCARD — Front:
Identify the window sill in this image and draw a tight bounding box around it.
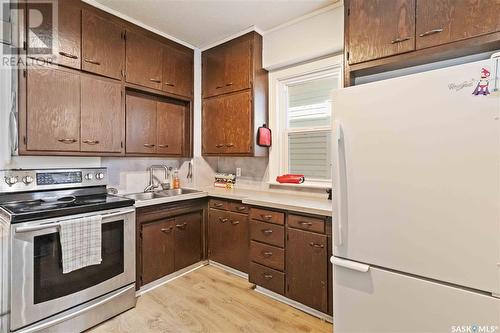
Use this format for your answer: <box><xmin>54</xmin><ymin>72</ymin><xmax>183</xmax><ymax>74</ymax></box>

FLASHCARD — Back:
<box><xmin>267</xmin><ymin>180</ymin><xmax>332</xmax><ymax>190</ymax></box>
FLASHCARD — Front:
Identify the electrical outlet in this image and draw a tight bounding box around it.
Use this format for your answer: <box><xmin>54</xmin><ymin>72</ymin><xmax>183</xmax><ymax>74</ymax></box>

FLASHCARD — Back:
<box><xmin>236</xmin><ymin>168</ymin><xmax>242</xmax><ymax>177</ymax></box>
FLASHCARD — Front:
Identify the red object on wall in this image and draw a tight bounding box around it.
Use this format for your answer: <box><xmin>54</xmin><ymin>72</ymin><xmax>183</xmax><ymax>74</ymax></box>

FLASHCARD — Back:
<box><xmin>257</xmin><ymin>124</ymin><xmax>272</xmax><ymax>147</ymax></box>
<box><xmin>276</xmin><ymin>174</ymin><xmax>305</xmax><ymax>184</ymax></box>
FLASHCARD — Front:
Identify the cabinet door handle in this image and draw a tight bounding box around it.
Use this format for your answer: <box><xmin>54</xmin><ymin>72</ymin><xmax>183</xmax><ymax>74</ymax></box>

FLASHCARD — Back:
<box><xmin>231</xmin><ymin>220</ymin><xmax>240</xmax><ymax>225</ymax></box>
<box><xmin>216</xmin><ymin>85</ymin><xmax>224</xmax><ymax>89</ymax></box>
<box><xmin>143</xmin><ymin>143</ymin><xmax>155</xmax><ymax>148</ymax></box>
<box><xmin>59</xmin><ymin>51</ymin><xmax>78</xmax><ymax>59</ymax></box>
<box><xmin>150</xmin><ymin>78</ymin><xmax>161</xmax><ymax>83</ymax></box>
<box><xmin>262</xmin><ymin>229</ymin><xmax>273</xmax><ymax>235</ymax></box>
<box><xmin>218</xmin><ymin>217</ymin><xmax>228</xmax><ymax>223</ymax></box>
<box><xmin>175</xmin><ymin>223</ymin><xmax>187</xmax><ymax>229</ymax></box>
<box><xmin>158</xmin><ymin>144</ymin><xmax>169</xmax><ymax>148</ymax></box>
<box><xmin>58</xmin><ymin>138</ymin><xmax>78</xmax><ymax>144</ymax></box>
<box><xmin>161</xmin><ymin>227</ymin><xmax>173</xmax><ymax>233</ymax></box>
<box><xmin>419</xmin><ymin>28</ymin><xmax>444</xmax><ymax>37</ymax></box>
<box><xmin>213</xmin><ymin>202</ymin><xmax>224</xmax><ymax>207</ymax></box>
<box><xmin>262</xmin><ymin>273</ymin><xmax>273</xmax><ymax>279</ymax></box>
<box><xmin>164</xmin><ymin>82</ymin><xmax>175</xmax><ymax>87</ymax></box>
<box><xmin>215</xmin><ymin>144</ymin><xmax>225</xmax><ymax>148</ymax></box>
<box><xmin>236</xmin><ymin>206</ymin><xmax>246</xmax><ymax>211</ymax></box>
<box><xmin>261</xmin><ymin>214</ymin><xmax>273</xmax><ymax>220</ymax></box>
<box><xmin>299</xmin><ymin>221</ymin><xmax>313</xmax><ymax>226</ymax></box>
<box><xmin>225</xmin><ymin>82</ymin><xmax>233</xmax><ymax>86</ymax></box>
<box><xmin>84</xmin><ymin>58</ymin><xmax>101</xmax><ymax>65</ymax></box>
<box><xmin>390</xmin><ymin>37</ymin><xmax>411</xmax><ymax>44</ymax></box>
<box><xmin>309</xmin><ymin>242</ymin><xmax>324</xmax><ymax>248</ymax></box>
<box><xmin>262</xmin><ymin>251</ymin><xmax>273</xmax><ymax>257</ymax></box>
<box><xmin>82</xmin><ymin>140</ymin><xmax>100</xmax><ymax>145</ymax></box>
<box><xmin>225</xmin><ymin>143</ymin><xmax>234</xmax><ymax>148</ymax></box>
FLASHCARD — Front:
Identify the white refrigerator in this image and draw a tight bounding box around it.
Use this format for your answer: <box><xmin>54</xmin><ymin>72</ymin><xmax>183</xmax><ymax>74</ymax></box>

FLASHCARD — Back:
<box><xmin>332</xmin><ymin>55</ymin><xmax>500</xmax><ymax>333</ymax></box>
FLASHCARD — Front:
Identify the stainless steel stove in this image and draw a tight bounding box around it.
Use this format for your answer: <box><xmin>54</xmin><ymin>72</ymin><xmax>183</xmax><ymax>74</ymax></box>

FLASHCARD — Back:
<box><xmin>0</xmin><ymin>168</ymin><xmax>137</xmax><ymax>333</ymax></box>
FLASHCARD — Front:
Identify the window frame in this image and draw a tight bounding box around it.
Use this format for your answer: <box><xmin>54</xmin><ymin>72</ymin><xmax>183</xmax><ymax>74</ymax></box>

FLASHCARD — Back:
<box><xmin>268</xmin><ymin>55</ymin><xmax>343</xmax><ymax>189</ymax></box>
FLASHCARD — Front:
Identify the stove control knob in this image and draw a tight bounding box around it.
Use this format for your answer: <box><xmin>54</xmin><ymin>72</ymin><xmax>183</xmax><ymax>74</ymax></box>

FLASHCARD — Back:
<box><xmin>5</xmin><ymin>176</ymin><xmax>18</xmax><ymax>186</ymax></box>
<box><xmin>22</xmin><ymin>176</ymin><xmax>34</xmax><ymax>185</ymax></box>
<box><xmin>95</xmin><ymin>172</ymin><xmax>105</xmax><ymax>180</ymax></box>
<box><xmin>85</xmin><ymin>173</ymin><xmax>94</xmax><ymax>180</ymax></box>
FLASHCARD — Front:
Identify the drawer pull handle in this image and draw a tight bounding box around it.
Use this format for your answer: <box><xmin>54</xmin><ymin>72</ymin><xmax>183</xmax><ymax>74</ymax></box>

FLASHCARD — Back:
<box><xmin>262</xmin><ymin>251</ymin><xmax>273</xmax><ymax>257</ymax></box>
<box><xmin>161</xmin><ymin>227</ymin><xmax>173</xmax><ymax>233</ymax></box>
<box><xmin>175</xmin><ymin>223</ymin><xmax>187</xmax><ymax>229</ymax></box>
<box><xmin>261</xmin><ymin>214</ymin><xmax>273</xmax><ymax>220</ymax></box>
<box><xmin>59</xmin><ymin>51</ymin><xmax>78</xmax><ymax>59</ymax></box>
<box><xmin>158</xmin><ymin>144</ymin><xmax>169</xmax><ymax>148</ymax></box>
<box><xmin>419</xmin><ymin>28</ymin><xmax>443</xmax><ymax>37</ymax></box>
<box><xmin>236</xmin><ymin>206</ymin><xmax>246</xmax><ymax>211</ymax></box>
<box><xmin>231</xmin><ymin>220</ymin><xmax>240</xmax><ymax>225</ymax></box>
<box><xmin>390</xmin><ymin>36</ymin><xmax>411</xmax><ymax>44</ymax></box>
<box><xmin>262</xmin><ymin>229</ymin><xmax>273</xmax><ymax>235</ymax></box>
<box><xmin>299</xmin><ymin>221</ymin><xmax>313</xmax><ymax>226</ymax></box>
<box><xmin>143</xmin><ymin>143</ymin><xmax>155</xmax><ymax>148</ymax></box>
<box><xmin>149</xmin><ymin>78</ymin><xmax>161</xmax><ymax>83</ymax></box>
<box><xmin>58</xmin><ymin>138</ymin><xmax>78</xmax><ymax>144</ymax></box>
<box><xmin>309</xmin><ymin>242</ymin><xmax>324</xmax><ymax>248</ymax></box>
<box><xmin>213</xmin><ymin>203</ymin><xmax>224</xmax><ymax>207</ymax></box>
<box><xmin>263</xmin><ymin>273</ymin><xmax>273</xmax><ymax>279</ymax></box>
<box><xmin>84</xmin><ymin>58</ymin><xmax>101</xmax><ymax>65</ymax></box>
<box><xmin>82</xmin><ymin>140</ymin><xmax>100</xmax><ymax>145</ymax></box>
<box><xmin>225</xmin><ymin>143</ymin><xmax>234</xmax><ymax>148</ymax></box>
<box><xmin>218</xmin><ymin>217</ymin><xmax>228</xmax><ymax>223</ymax></box>
<box><xmin>164</xmin><ymin>82</ymin><xmax>175</xmax><ymax>87</ymax></box>
<box><xmin>216</xmin><ymin>144</ymin><xmax>225</xmax><ymax>148</ymax></box>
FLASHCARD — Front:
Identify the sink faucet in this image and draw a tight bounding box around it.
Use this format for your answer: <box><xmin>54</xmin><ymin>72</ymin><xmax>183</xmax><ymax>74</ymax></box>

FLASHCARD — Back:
<box><xmin>144</xmin><ymin>165</ymin><xmax>172</xmax><ymax>193</ymax></box>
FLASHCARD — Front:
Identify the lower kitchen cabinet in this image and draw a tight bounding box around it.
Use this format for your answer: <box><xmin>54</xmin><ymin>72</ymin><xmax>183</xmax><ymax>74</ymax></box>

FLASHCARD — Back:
<box><xmin>286</xmin><ymin>228</ymin><xmax>328</xmax><ymax>314</ymax></box>
<box><xmin>136</xmin><ymin>199</ymin><xmax>206</xmax><ymax>289</ymax></box>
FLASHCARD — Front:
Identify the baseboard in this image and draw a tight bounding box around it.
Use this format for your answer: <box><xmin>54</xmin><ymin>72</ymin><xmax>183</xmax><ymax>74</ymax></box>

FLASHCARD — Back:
<box><xmin>208</xmin><ymin>261</ymin><xmax>249</xmax><ymax>279</ymax></box>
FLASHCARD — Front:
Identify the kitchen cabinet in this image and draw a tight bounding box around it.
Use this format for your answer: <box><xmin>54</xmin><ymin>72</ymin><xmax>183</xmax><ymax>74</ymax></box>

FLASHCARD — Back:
<box><xmin>286</xmin><ymin>228</ymin><xmax>328</xmax><ymax>314</ymax></box>
<box><xmin>157</xmin><ymin>100</ymin><xmax>184</xmax><ymax>156</ymax></box>
<box><xmin>416</xmin><ymin>0</ymin><xmax>500</xmax><ymax>49</ymax></box>
<box><xmin>27</xmin><ymin>0</ymin><xmax>81</xmax><ymax>69</ymax></box>
<box><xmin>202</xmin><ymin>32</ymin><xmax>268</xmax><ymax>157</ymax></box>
<box><xmin>136</xmin><ymin>199</ymin><xmax>207</xmax><ymax>289</ymax></box>
<box><xmin>80</xmin><ymin>75</ymin><xmax>123</xmax><ymax>153</ymax></box>
<box><xmin>347</xmin><ymin>0</ymin><xmax>415</xmax><ymax>64</ymax></box>
<box><xmin>202</xmin><ymin>91</ymin><xmax>252</xmax><ymax>155</ymax></box>
<box><xmin>82</xmin><ymin>9</ymin><xmax>124</xmax><ymax>80</ymax></box>
<box><xmin>162</xmin><ymin>45</ymin><xmax>194</xmax><ymax>98</ymax></box>
<box><xmin>125</xmin><ymin>31</ymin><xmax>163</xmax><ymax>90</ymax></box>
<box><xmin>125</xmin><ymin>92</ymin><xmax>157</xmax><ymax>154</ymax></box>
<box><xmin>141</xmin><ymin>219</ymin><xmax>175</xmax><ymax>285</ymax></box>
<box><xmin>208</xmin><ymin>200</ymin><xmax>249</xmax><ymax>273</ymax></box>
<box><xmin>26</xmin><ymin>67</ymin><xmax>80</xmax><ymax>152</ymax></box>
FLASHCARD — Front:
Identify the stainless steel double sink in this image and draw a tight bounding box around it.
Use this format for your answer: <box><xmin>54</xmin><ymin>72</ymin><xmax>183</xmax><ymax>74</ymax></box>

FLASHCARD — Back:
<box><xmin>124</xmin><ymin>188</ymin><xmax>202</xmax><ymax>201</ymax></box>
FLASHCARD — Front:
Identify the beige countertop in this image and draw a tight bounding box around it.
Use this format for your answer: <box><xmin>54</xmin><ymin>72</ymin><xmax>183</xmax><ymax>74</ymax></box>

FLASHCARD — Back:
<box><xmin>126</xmin><ymin>187</ymin><xmax>332</xmax><ymax>216</ymax></box>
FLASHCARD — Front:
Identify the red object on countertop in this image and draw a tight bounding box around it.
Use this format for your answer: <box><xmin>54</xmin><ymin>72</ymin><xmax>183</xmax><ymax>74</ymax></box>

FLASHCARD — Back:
<box><xmin>276</xmin><ymin>174</ymin><xmax>305</xmax><ymax>184</ymax></box>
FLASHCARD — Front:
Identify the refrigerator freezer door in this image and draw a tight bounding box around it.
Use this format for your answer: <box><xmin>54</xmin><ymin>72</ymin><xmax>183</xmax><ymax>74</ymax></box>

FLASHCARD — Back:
<box><xmin>332</xmin><ymin>58</ymin><xmax>500</xmax><ymax>294</ymax></box>
<box><xmin>334</xmin><ymin>260</ymin><xmax>500</xmax><ymax>333</ymax></box>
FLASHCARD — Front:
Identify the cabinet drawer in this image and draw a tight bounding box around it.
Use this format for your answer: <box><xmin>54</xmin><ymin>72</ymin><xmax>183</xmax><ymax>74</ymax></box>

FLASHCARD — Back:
<box><xmin>250</xmin><ymin>241</ymin><xmax>284</xmax><ymax>271</ymax></box>
<box><xmin>250</xmin><ymin>220</ymin><xmax>284</xmax><ymax>247</ymax></box>
<box><xmin>288</xmin><ymin>214</ymin><xmax>325</xmax><ymax>234</ymax></box>
<box><xmin>209</xmin><ymin>199</ymin><xmax>229</xmax><ymax>210</ymax></box>
<box><xmin>249</xmin><ymin>262</ymin><xmax>285</xmax><ymax>295</ymax></box>
<box><xmin>229</xmin><ymin>202</ymin><xmax>249</xmax><ymax>214</ymax></box>
<box><xmin>249</xmin><ymin>208</ymin><xmax>284</xmax><ymax>225</ymax></box>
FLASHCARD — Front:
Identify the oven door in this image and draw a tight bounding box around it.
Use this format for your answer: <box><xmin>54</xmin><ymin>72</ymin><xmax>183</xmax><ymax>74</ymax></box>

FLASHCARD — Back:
<box><xmin>10</xmin><ymin>207</ymin><xmax>135</xmax><ymax>331</ymax></box>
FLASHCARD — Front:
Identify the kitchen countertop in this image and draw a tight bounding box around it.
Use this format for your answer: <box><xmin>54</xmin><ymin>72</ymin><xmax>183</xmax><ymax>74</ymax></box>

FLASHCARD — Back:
<box><xmin>127</xmin><ymin>187</ymin><xmax>332</xmax><ymax>216</ymax></box>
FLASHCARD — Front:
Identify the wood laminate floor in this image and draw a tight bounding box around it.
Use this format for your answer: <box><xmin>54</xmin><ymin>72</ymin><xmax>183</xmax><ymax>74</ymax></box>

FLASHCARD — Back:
<box><xmin>89</xmin><ymin>265</ymin><xmax>333</xmax><ymax>333</ymax></box>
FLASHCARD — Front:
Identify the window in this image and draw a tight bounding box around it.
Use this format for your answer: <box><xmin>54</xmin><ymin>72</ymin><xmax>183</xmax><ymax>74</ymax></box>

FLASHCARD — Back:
<box><xmin>269</xmin><ymin>56</ymin><xmax>342</xmax><ymax>187</ymax></box>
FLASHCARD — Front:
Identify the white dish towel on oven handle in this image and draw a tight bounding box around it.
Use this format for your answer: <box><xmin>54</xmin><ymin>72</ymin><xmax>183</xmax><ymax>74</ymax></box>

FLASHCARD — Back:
<box><xmin>59</xmin><ymin>215</ymin><xmax>103</xmax><ymax>274</ymax></box>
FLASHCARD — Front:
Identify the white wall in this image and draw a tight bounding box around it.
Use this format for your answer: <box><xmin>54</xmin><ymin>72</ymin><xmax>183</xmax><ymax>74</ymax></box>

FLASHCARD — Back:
<box><xmin>263</xmin><ymin>4</ymin><xmax>343</xmax><ymax>71</ymax></box>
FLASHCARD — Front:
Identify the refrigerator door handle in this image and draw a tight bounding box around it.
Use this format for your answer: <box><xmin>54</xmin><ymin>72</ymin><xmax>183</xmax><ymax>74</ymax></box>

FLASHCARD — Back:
<box><xmin>332</xmin><ymin>257</ymin><xmax>370</xmax><ymax>273</ymax></box>
<box><xmin>334</xmin><ymin>121</ymin><xmax>346</xmax><ymax>246</ymax></box>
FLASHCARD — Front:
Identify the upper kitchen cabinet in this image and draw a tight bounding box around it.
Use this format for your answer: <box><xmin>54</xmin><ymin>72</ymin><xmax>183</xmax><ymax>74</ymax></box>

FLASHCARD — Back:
<box><xmin>162</xmin><ymin>45</ymin><xmax>194</xmax><ymax>98</ymax></box>
<box><xmin>202</xmin><ymin>32</ymin><xmax>268</xmax><ymax>157</ymax></box>
<box><xmin>82</xmin><ymin>10</ymin><xmax>125</xmax><ymax>80</ymax></box>
<box><xmin>347</xmin><ymin>0</ymin><xmax>415</xmax><ymax>64</ymax></box>
<box><xmin>27</xmin><ymin>0</ymin><xmax>82</xmax><ymax>69</ymax></box>
<box><xmin>125</xmin><ymin>31</ymin><xmax>163</xmax><ymax>90</ymax></box>
<box><xmin>416</xmin><ymin>0</ymin><xmax>500</xmax><ymax>49</ymax></box>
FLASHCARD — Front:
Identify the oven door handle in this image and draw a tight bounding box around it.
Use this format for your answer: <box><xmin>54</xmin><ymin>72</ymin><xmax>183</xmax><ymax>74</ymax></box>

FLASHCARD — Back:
<box><xmin>14</xmin><ymin>209</ymin><xmax>135</xmax><ymax>233</ymax></box>
<box><xmin>18</xmin><ymin>284</ymin><xmax>135</xmax><ymax>333</ymax></box>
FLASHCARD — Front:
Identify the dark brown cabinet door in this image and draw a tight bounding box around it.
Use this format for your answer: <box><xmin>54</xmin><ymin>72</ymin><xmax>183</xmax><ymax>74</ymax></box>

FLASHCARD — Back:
<box><xmin>223</xmin><ymin>38</ymin><xmax>252</xmax><ymax>95</ymax></box>
<box><xmin>174</xmin><ymin>212</ymin><xmax>202</xmax><ymax>271</ymax></box>
<box><xmin>416</xmin><ymin>0</ymin><xmax>500</xmax><ymax>49</ymax></box>
<box><xmin>202</xmin><ymin>46</ymin><xmax>226</xmax><ymax>98</ymax></box>
<box><xmin>81</xmin><ymin>75</ymin><xmax>123</xmax><ymax>153</ymax></box>
<box><xmin>82</xmin><ymin>10</ymin><xmax>124</xmax><ymax>80</ymax></box>
<box><xmin>125</xmin><ymin>31</ymin><xmax>163</xmax><ymax>90</ymax></box>
<box><xmin>226</xmin><ymin>211</ymin><xmax>249</xmax><ymax>273</ymax></box>
<box><xmin>162</xmin><ymin>46</ymin><xmax>193</xmax><ymax>97</ymax></box>
<box><xmin>208</xmin><ymin>209</ymin><xmax>229</xmax><ymax>264</ymax></box>
<box><xmin>26</xmin><ymin>67</ymin><xmax>80</xmax><ymax>151</ymax></box>
<box><xmin>202</xmin><ymin>97</ymin><xmax>226</xmax><ymax>154</ymax></box>
<box><xmin>156</xmin><ymin>100</ymin><xmax>184</xmax><ymax>155</ymax></box>
<box><xmin>348</xmin><ymin>0</ymin><xmax>415</xmax><ymax>64</ymax></box>
<box><xmin>286</xmin><ymin>228</ymin><xmax>328</xmax><ymax>313</ymax></box>
<box><xmin>27</xmin><ymin>0</ymin><xmax>81</xmax><ymax>69</ymax></box>
<box><xmin>223</xmin><ymin>91</ymin><xmax>252</xmax><ymax>154</ymax></box>
<box><xmin>125</xmin><ymin>93</ymin><xmax>157</xmax><ymax>154</ymax></box>
<box><xmin>141</xmin><ymin>219</ymin><xmax>175</xmax><ymax>285</ymax></box>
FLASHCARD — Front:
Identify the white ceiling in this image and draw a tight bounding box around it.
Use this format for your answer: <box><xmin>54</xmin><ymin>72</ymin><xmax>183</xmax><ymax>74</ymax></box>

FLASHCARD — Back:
<box><xmin>93</xmin><ymin>0</ymin><xmax>336</xmax><ymax>48</ymax></box>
